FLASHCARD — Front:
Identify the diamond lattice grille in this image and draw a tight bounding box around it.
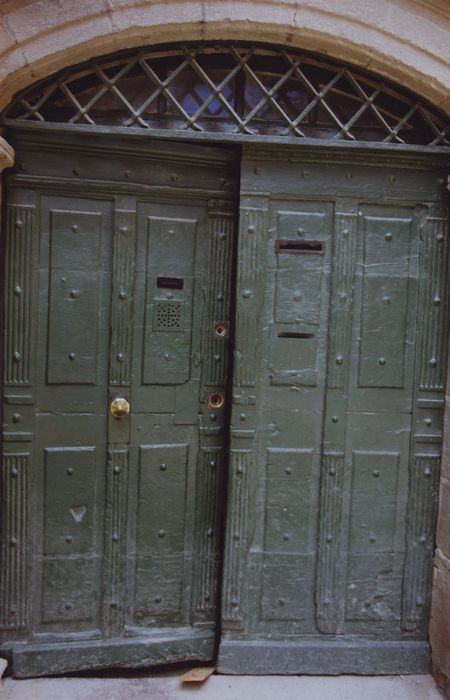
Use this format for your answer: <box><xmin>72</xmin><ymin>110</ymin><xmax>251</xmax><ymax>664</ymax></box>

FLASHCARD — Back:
<box><xmin>4</xmin><ymin>44</ymin><xmax>449</xmax><ymax>146</ymax></box>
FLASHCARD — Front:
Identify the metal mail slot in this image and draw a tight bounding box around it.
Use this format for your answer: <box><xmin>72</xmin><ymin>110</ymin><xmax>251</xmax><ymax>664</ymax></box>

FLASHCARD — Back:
<box><xmin>275</xmin><ymin>239</ymin><xmax>324</xmax><ymax>255</ymax></box>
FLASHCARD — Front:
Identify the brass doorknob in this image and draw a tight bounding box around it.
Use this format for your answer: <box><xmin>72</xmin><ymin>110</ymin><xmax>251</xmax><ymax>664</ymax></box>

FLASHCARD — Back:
<box><xmin>110</xmin><ymin>397</ymin><xmax>130</xmax><ymax>418</ymax></box>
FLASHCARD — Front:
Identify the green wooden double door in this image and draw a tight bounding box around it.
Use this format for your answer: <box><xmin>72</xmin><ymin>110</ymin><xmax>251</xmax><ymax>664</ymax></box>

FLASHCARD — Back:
<box><xmin>1</xmin><ymin>132</ymin><xmax>449</xmax><ymax>676</ymax></box>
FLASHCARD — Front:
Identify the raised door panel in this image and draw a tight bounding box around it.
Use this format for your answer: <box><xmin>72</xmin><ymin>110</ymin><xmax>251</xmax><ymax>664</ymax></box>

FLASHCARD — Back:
<box><xmin>40</xmin><ymin>446</ymin><xmax>100</xmax><ymax>630</ymax></box>
<box><xmin>127</xmin><ymin>195</ymin><xmax>235</xmax><ymax>634</ymax></box>
<box><xmin>37</xmin><ymin>196</ymin><xmax>112</xmax><ymax>411</ymax></box>
<box><xmin>358</xmin><ymin>216</ymin><xmax>412</xmax><ymax>389</ymax></box>
<box><xmin>33</xmin><ymin>196</ymin><xmax>112</xmax><ymax>636</ymax></box>
<box><xmin>46</xmin><ymin>210</ymin><xmax>103</xmax><ymax>384</ymax></box>
<box><xmin>142</xmin><ymin>216</ymin><xmax>196</xmax><ymax>386</ymax></box>
<box><xmin>351</xmin><ymin>206</ymin><xmax>418</xmax><ymax>412</ymax></box>
<box><xmin>260</xmin><ymin>202</ymin><xmax>332</xmax><ymax>634</ymax></box>
<box><xmin>338</xmin><ymin>205</ymin><xmax>420</xmax><ymax>636</ymax></box>
<box><xmin>0</xmin><ymin>192</ymin><xmax>111</xmax><ymax>643</ymax></box>
<box><xmin>222</xmin><ymin>188</ymin><xmax>333</xmax><ymax>639</ymax></box>
<box><xmin>40</xmin><ymin>443</ymin><xmax>100</xmax><ymax>628</ymax></box>
<box><xmin>261</xmin><ymin>448</ymin><xmax>315</xmax><ymax>623</ymax></box>
<box><xmin>345</xmin><ymin>450</ymin><xmax>402</xmax><ymax>623</ymax></box>
<box><xmin>129</xmin><ymin>202</ymin><xmax>203</xmax><ymax>633</ymax></box>
<box><xmin>132</xmin><ymin>444</ymin><xmax>188</xmax><ymax>624</ymax></box>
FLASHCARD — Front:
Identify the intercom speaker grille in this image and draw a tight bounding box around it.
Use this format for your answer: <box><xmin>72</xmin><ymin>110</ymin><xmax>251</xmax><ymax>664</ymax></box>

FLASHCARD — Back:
<box><xmin>154</xmin><ymin>300</ymin><xmax>184</xmax><ymax>331</ymax></box>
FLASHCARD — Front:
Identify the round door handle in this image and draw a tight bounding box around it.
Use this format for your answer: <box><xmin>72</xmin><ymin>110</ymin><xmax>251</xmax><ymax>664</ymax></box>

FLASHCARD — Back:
<box><xmin>110</xmin><ymin>397</ymin><xmax>130</xmax><ymax>418</ymax></box>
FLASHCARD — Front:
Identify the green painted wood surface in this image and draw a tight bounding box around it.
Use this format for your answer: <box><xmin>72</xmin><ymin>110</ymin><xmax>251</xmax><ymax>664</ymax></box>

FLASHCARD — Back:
<box><xmin>0</xmin><ymin>133</ymin><xmax>238</xmax><ymax>675</ymax></box>
<box><xmin>219</xmin><ymin>143</ymin><xmax>449</xmax><ymax>674</ymax></box>
<box><xmin>1</xmin><ymin>129</ymin><xmax>449</xmax><ymax>676</ymax></box>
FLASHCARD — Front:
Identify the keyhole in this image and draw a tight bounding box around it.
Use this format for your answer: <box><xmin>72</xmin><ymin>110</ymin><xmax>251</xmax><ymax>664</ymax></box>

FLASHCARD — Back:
<box><xmin>213</xmin><ymin>321</ymin><xmax>229</xmax><ymax>339</ymax></box>
<box><xmin>208</xmin><ymin>392</ymin><xmax>225</xmax><ymax>410</ymax></box>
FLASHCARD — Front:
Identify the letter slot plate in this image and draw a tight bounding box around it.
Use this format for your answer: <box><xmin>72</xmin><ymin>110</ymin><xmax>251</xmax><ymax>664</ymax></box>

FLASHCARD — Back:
<box><xmin>275</xmin><ymin>239</ymin><xmax>324</xmax><ymax>255</ymax></box>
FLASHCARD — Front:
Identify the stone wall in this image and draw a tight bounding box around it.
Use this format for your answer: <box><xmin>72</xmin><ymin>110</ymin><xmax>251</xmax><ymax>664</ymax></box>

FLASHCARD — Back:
<box><xmin>0</xmin><ymin>0</ymin><xmax>449</xmax><ymax>692</ymax></box>
<box><xmin>0</xmin><ymin>0</ymin><xmax>449</xmax><ymax>115</ymax></box>
<box><xmin>431</xmin><ymin>357</ymin><xmax>450</xmax><ymax>698</ymax></box>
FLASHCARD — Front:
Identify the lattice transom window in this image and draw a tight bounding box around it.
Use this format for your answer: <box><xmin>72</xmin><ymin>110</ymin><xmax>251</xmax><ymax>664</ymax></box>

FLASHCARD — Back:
<box><xmin>4</xmin><ymin>43</ymin><xmax>449</xmax><ymax>146</ymax></box>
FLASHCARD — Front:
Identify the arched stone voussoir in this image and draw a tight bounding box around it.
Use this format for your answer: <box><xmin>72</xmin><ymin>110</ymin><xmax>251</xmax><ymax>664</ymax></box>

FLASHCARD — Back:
<box><xmin>0</xmin><ymin>136</ymin><xmax>14</xmax><ymax>171</ymax></box>
<box><xmin>0</xmin><ymin>0</ymin><xmax>449</xmax><ymax>115</ymax></box>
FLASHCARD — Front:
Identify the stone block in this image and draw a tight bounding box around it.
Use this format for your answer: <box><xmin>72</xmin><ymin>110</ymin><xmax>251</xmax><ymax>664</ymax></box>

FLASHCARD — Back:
<box><xmin>437</xmin><ymin>477</ymin><xmax>450</xmax><ymax>560</ymax></box>
<box><xmin>2</xmin><ymin>0</ymin><xmax>105</xmax><ymax>43</ymax></box>
<box><xmin>430</xmin><ymin>549</ymin><xmax>450</xmax><ymax>697</ymax></box>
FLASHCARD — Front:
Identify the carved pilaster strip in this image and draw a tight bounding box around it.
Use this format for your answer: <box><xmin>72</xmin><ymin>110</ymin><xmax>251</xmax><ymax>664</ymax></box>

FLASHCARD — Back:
<box><xmin>418</xmin><ymin>218</ymin><xmax>449</xmax><ymax>391</ymax></box>
<box><xmin>328</xmin><ymin>213</ymin><xmax>358</xmax><ymax>389</ymax></box>
<box><xmin>0</xmin><ymin>453</ymin><xmax>28</xmax><ymax>629</ymax></box>
<box><xmin>192</xmin><ymin>447</ymin><xmax>224</xmax><ymax>616</ymax></box>
<box><xmin>315</xmin><ymin>452</ymin><xmax>345</xmax><ymax>633</ymax></box>
<box><xmin>234</xmin><ymin>208</ymin><xmax>266</xmax><ymax>387</ymax></box>
<box><xmin>222</xmin><ymin>450</ymin><xmax>251</xmax><ymax>626</ymax></box>
<box><xmin>103</xmin><ymin>449</ymin><xmax>128</xmax><ymax>636</ymax></box>
<box><xmin>402</xmin><ymin>454</ymin><xmax>440</xmax><ymax>632</ymax></box>
<box><xmin>109</xmin><ymin>203</ymin><xmax>136</xmax><ymax>386</ymax></box>
<box><xmin>202</xmin><ymin>208</ymin><xmax>234</xmax><ymax>386</ymax></box>
<box><xmin>4</xmin><ymin>205</ymin><xmax>36</xmax><ymax>385</ymax></box>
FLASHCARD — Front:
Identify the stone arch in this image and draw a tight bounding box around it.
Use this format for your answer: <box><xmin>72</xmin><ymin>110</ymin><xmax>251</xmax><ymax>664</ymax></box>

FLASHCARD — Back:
<box><xmin>0</xmin><ymin>0</ymin><xmax>449</xmax><ymax>116</ymax></box>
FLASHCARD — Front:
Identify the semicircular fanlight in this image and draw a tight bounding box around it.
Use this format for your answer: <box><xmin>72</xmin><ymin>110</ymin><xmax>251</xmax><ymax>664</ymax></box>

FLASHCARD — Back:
<box><xmin>4</xmin><ymin>43</ymin><xmax>449</xmax><ymax>146</ymax></box>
